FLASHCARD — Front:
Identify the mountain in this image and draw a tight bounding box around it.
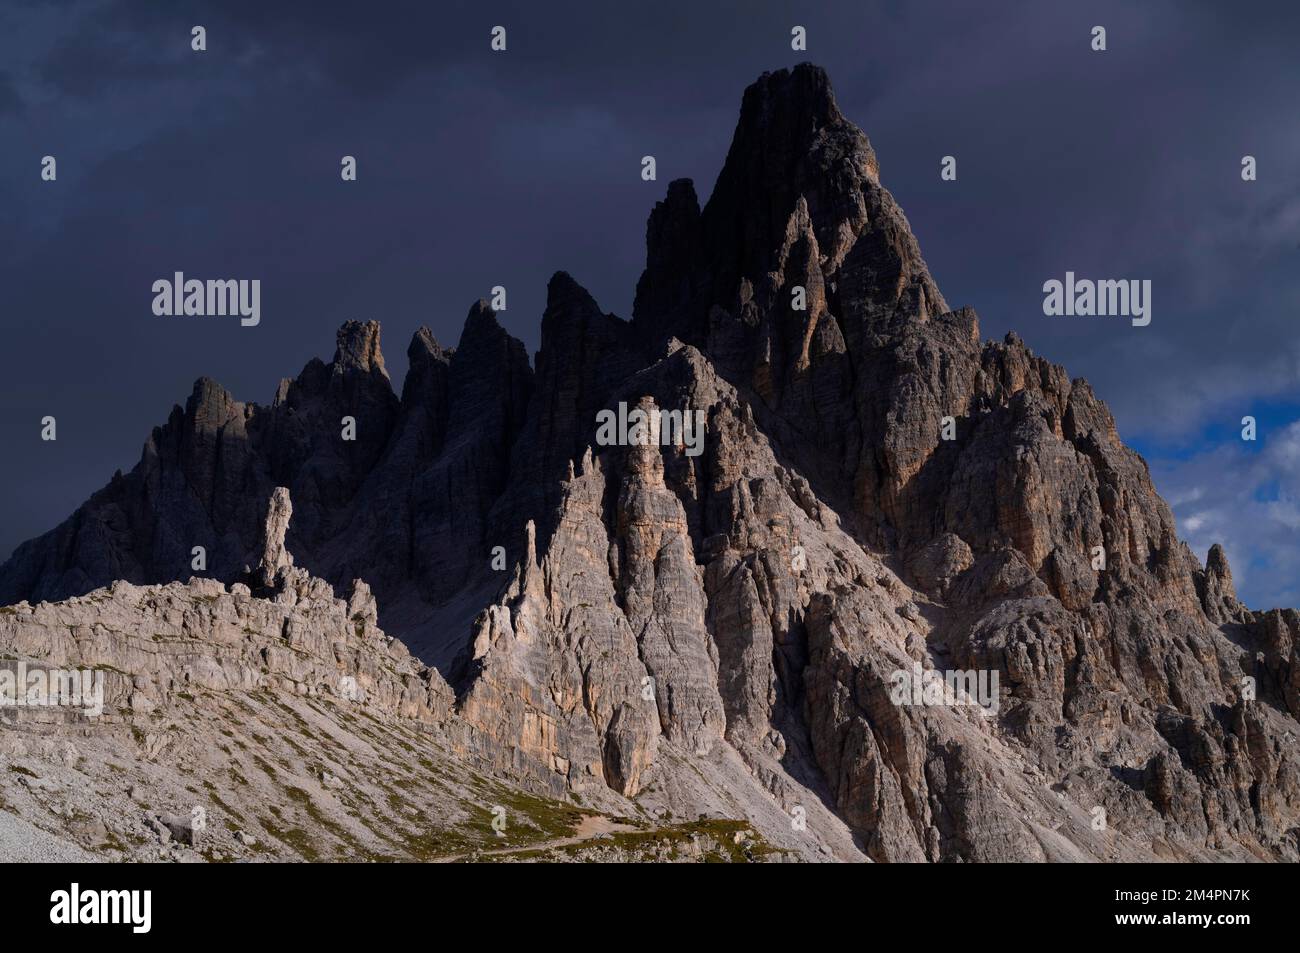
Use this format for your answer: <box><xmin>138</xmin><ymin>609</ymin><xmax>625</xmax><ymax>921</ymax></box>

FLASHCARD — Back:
<box><xmin>3</xmin><ymin>64</ymin><xmax>1299</xmax><ymax>862</ymax></box>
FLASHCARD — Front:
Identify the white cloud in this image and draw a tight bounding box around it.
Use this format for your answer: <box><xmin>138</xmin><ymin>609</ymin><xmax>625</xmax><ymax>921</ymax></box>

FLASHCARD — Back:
<box><xmin>1149</xmin><ymin>420</ymin><xmax>1300</xmax><ymax>610</ymax></box>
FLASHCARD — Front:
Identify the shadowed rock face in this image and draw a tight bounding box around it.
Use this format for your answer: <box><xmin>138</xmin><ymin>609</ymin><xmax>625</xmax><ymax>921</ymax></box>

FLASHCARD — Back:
<box><xmin>0</xmin><ymin>310</ymin><xmax>531</xmax><ymax>653</ymax></box>
<box><xmin>4</xmin><ymin>63</ymin><xmax>1300</xmax><ymax>862</ymax></box>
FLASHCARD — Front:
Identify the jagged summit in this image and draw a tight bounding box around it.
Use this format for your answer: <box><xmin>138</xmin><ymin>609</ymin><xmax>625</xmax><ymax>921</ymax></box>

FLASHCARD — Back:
<box><xmin>742</xmin><ymin>63</ymin><xmax>850</xmax><ymax>129</ymax></box>
<box><xmin>252</xmin><ymin>486</ymin><xmax>294</xmax><ymax>588</ymax></box>
<box><xmin>705</xmin><ymin>62</ymin><xmax>879</xmax><ymax>265</ymax></box>
<box><xmin>3</xmin><ymin>65</ymin><xmax>1299</xmax><ymax>862</ymax></box>
<box><xmin>633</xmin><ymin>61</ymin><xmax>949</xmax><ymax>470</ymax></box>
<box><xmin>333</xmin><ymin>319</ymin><xmax>389</xmax><ymax>377</ymax></box>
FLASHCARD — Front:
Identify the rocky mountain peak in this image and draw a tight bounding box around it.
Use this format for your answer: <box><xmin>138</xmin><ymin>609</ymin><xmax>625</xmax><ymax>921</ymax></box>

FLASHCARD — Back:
<box><xmin>333</xmin><ymin>319</ymin><xmax>389</xmax><ymax>378</ymax></box>
<box><xmin>254</xmin><ymin>486</ymin><xmax>294</xmax><ymax>587</ymax></box>
<box><xmin>401</xmin><ymin>326</ymin><xmax>452</xmax><ymax>407</ymax></box>
<box><xmin>184</xmin><ymin>376</ymin><xmax>244</xmax><ymax>427</ymax></box>
<box><xmin>633</xmin><ymin>60</ymin><xmax>946</xmax><ymax>421</ymax></box>
<box><xmin>461</xmin><ymin>298</ymin><xmax>501</xmax><ymax>334</ymax></box>
<box><xmin>543</xmin><ymin>271</ymin><xmax>606</xmax><ymax>329</ymax></box>
<box><xmin>703</xmin><ymin>64</ymin><xmax>877</xmax><ymax>282</ymax></box>
<box><xmin>454</xmin><ymin>300</ymin><xmax>526</xmax><ymax>373</ymax></box>
<box><xmin>720</xmin><ymin>62</ymin><xmax>872</xmax><ymax>192</ymax></box>
<box><xmin>407</xmin><ymin>325</ymin><xmax>451</xmax><ymax>368</ymax></box>
<box><xmin>1207</xmin><ymin>542</ymin><xmax>1234</xmax><ymax>583</ymax></box>
<box><xmin>1197</xmin><ymin>541</ymin><xmax>1249</xmax><ymax>625</ymax></box>
<box><xmin>634</xmin><ymin>179</ymin><xmax>704</xmax><ymax>327</ymax></box>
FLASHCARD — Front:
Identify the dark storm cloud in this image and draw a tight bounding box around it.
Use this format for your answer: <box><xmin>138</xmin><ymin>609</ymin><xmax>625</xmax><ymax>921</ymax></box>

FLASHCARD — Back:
<box><xmin>0</xmin><ymin>71</ymin><xmax>23</xmax><ymax>114</ymax></box>
<box><xmin>0</xmin><ymin>0</ymin><xmax>1297</xmax><ymax>606</ymax></box>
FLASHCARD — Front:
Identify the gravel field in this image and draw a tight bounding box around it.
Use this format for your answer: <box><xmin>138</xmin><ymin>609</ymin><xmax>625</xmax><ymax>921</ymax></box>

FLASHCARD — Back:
<box><xmin>0</xmin><ymin>810</ymin><xmax>98</xmax><ymax>863</ymax></box>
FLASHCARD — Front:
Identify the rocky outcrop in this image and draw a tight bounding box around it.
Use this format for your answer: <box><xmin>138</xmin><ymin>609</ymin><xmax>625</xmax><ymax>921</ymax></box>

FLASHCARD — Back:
<box><xmin>1</xmin><ymin>487</ymin><xmax>452</xmax><ymax>729</ymax></box>
<box><xmin>253</xmin><ymin>487</ymin><xmax>294</xmax><ymax>587</ymax></box>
